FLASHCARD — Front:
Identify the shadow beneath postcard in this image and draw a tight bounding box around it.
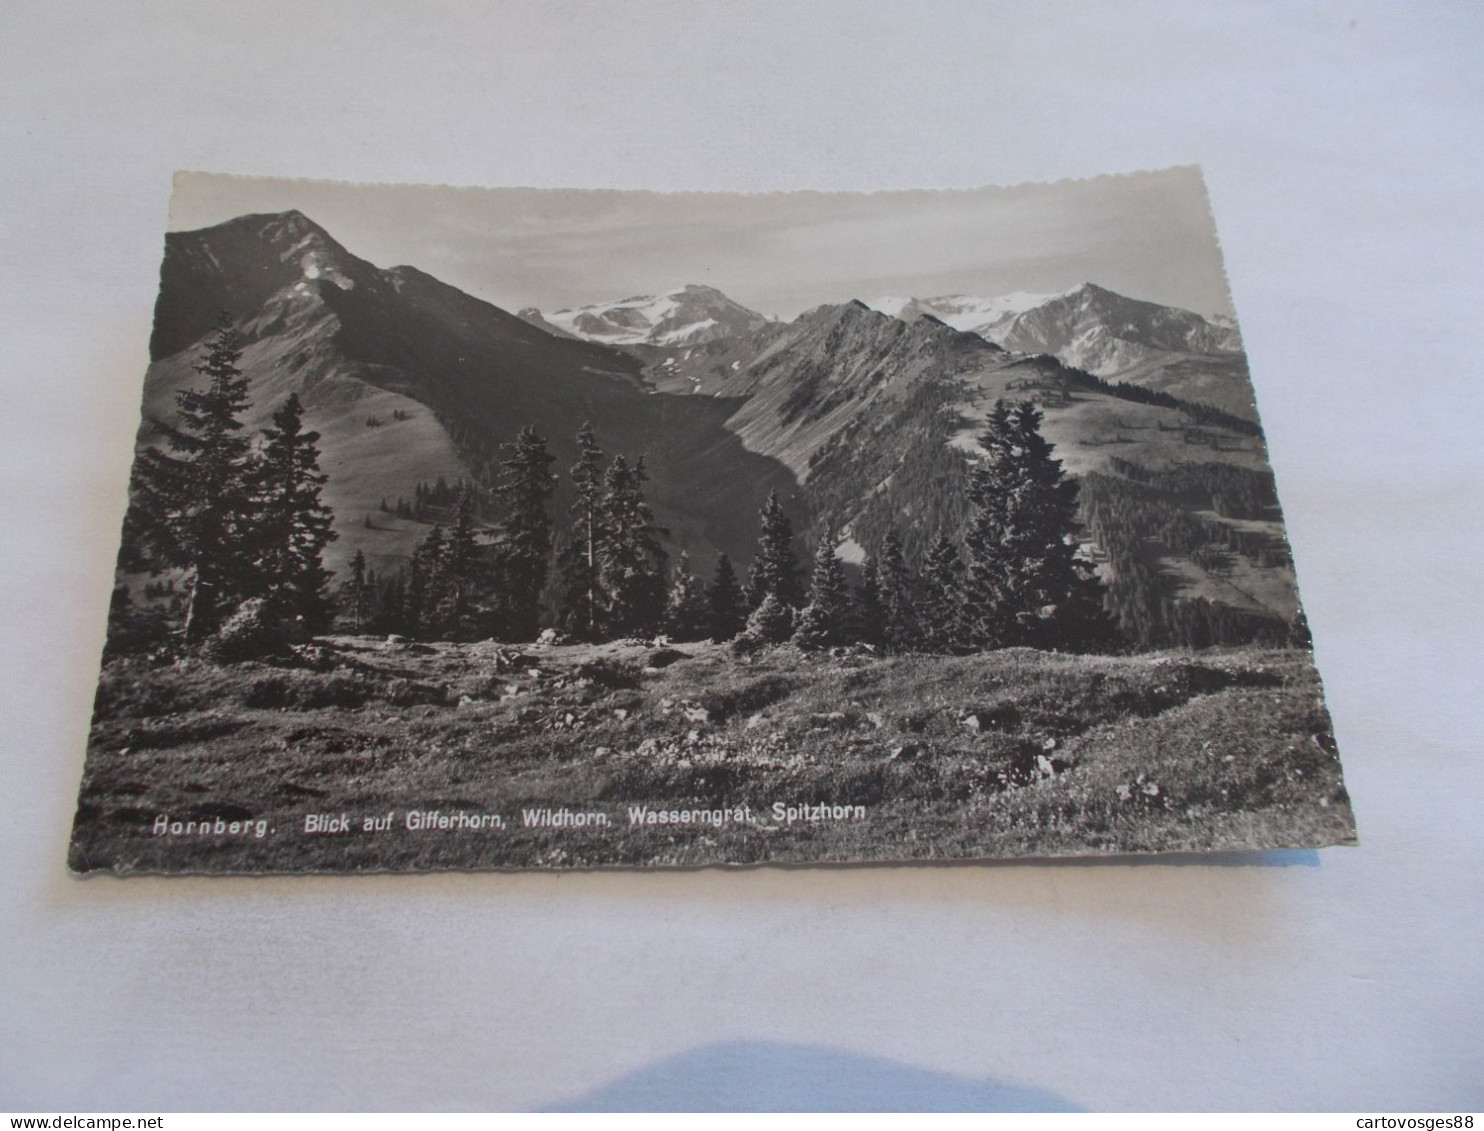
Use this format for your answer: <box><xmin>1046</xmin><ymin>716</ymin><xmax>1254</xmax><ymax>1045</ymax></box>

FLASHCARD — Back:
<box><xmin>543</xmin><ymin>1040</ymin><xmax>1081</xmax><ymax>1112</ymax></box>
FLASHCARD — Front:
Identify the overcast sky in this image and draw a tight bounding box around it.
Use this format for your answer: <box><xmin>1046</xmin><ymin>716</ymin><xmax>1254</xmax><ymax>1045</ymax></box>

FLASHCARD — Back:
<box><xmin>168</xmin><ymin>167</ymin><xmax>1237</xmax><ymax>321</ymax></box>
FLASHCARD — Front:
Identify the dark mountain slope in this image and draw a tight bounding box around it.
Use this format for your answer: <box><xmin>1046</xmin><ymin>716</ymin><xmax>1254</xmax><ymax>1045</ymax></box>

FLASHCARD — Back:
<box><xmin>678</xmin><ymin>301</ymin><xmax>1011</xmax><ymax>565</ymax></box>
<box><xmin>707</xmin><ymin>301</ymin><xmax>1009</xmax><ymax>479</ymax></box>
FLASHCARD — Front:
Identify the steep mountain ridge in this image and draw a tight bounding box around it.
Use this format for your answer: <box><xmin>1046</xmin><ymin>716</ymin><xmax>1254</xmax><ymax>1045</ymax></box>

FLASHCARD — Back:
<box><xmin>992</xmin><ymin>284</ymin><xmax>1253</xmax><ymax>420</ymax></box>
<box><xmin>151</xmin><ymin>210</ymin><xmax>366</xmax><ymax>360</ymax></box>
<box><xmin>994</xmin><ymin>282</ymin><xmax>1240</xmax><ymax>361</ymax></box>
<box><xmin>709</xmin><ymin>300</ymin><xmax>1006</xmax><ymax>479</ymax></box>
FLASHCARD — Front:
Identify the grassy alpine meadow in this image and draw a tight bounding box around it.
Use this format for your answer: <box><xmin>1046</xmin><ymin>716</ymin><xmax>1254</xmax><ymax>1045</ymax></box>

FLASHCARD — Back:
<box><xmin>68</xmin><ymin>636</ymin><xmax>1356</xmax><ymax>873</ymax></box>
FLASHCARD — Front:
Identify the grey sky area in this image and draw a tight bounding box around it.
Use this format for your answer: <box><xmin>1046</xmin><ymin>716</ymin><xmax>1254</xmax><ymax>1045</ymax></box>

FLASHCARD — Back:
<box><xmin>169</xmin><ymin>167</ymin><xmax>1237</xmax><ymax>320</ymax></box>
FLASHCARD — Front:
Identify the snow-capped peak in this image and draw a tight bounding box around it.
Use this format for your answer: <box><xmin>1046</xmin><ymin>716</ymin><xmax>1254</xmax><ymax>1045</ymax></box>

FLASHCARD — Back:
<box><xmin>867</xmin><ymin>296</ymin><xmax>916</xmax><ymax>318</ymax></box>
<box><xmin>537</xmin><ymin>285</ymin><xmax>767</xmax><ymax>347</ymax></box>
<box><xmin>867</xmin><ymin>291</ymin><xmax>1061</xmax><ymax>335</ymax></box>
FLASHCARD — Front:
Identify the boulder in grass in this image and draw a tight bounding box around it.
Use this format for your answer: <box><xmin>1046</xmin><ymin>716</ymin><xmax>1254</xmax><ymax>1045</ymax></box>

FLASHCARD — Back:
<box><xmin>385</xmin><ymin>678</ymin><xmax>449</xmax><ymax>708</ymax></box>
<box><xmin>203</xmin><ymin>599</ymin><xmax>290</xmax><ymax>663</ymax></box>
<box><xmin>493</xmin><ymin>648</ymin><xmax>540</xmax><ymax>671</ymax></box>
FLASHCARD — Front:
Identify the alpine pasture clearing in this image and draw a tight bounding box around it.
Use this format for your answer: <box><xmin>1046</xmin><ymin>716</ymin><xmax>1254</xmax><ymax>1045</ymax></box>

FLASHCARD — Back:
<box><xmin>70</xmin><ymin>639</ymin><xmax>1355</xmax><ymax>873</ymax></box>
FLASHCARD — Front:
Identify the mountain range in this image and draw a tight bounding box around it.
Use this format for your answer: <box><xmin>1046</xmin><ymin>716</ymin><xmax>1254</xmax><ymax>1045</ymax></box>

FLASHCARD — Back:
<box><xmin>132</xmin><ymin>210</ymin><xmax>1295</xmax><ymax>640</ymax></box>
<box><xmin>520</xmin><ymin>280</ymin><xmax>1253</xmax><ymax>420</ymax></box>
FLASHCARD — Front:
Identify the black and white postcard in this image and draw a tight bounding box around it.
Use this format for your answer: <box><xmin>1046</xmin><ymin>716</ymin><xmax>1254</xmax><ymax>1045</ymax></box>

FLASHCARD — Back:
<box><xmin>69</xmin><ymin>168</ymin><xmax>1356</xmax><ymax>873</ymax></box>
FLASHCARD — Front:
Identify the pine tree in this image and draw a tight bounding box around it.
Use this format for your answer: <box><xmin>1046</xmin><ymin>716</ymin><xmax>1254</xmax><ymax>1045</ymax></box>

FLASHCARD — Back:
<box><xmin>375</xmin><ymin>571</ymin><xmax>407</xmax><ymax>636</ymax></box>
<box><xmin>438</xmin><ymin>487</ymin><xmax>484</xmax><ymax>638</ymax></box>
<box><xmin>255</xmin><ymin>393</ymin><xmax>338</xmax><ymax>633</ymax></box>
<box><xmin>343</xmin><ymin>549</ymin><xmax>368</xmax><ymax>632</ymax></box>
<box><xmin>791</xmin><ymin>533</ymin><xmax>852</xmax><ymax>650</ymax></box>
<box><xmin>597</xmin><ymin>454</ymin><xmax>668</xmax><ymax>637</ymax></box>
<box><xmin>877</xmin><ymin>527</ymin><xmax>918</xmax><ymax>651</ymax></box>
<box><xmin>490</xmin><ymin>425</ymin><xmax>556</xmax><ymax>641</ymax></box>
<box><xmin>663</xmin><ymin>551</ymin><xmax>712</xmax><ymax>642</ymax></box>
<box><xmin>127</xmin><ymin>312</ymin><xmax>259</xmax><ymax>642</ymax></box>
<box><xmin>558</xmin><ymin>423</ymin><xmax>608</xmax><ymax>640</ymax></box>
<box><xmin>708</xmin><ymin>552</ymin><xmax>746</xmax><ymax>642</ymax></box>
<box><xmin>853</xmin><ymin>557</ymin><xmax>885</xmax><ymax>648</ymax></box>
<box><xmin>103</xmin><ymin>582</ymin><xmax>170</xmax><ymax>658</ymax></box>
<box><xmin>407</xmin><ymin>524</ymin><xmax>446</xmax><ymax>638</ymax></box>
<box><xmin>920</xmin><ymin>532</ymin><xmax>965</xmax><ymax>652</ymax></box>
<box><xmin>403</xmin><ymin>557</ymin><xmax>425</xmax><ymax>637</ymax></box>
<box><xmin>746</xmin><ymin>490</ymin><xmax>803</xmax><ymax>609</ymax></box>
<box><xmin>962</xmin><ymin>399</ymin><xmax>1017</xmax><ymax>647</ymax></box>
<box><xmin>963</xmin><ymin>399</ymin><xmax>1111</xmax><ymax>650</ymax></box>
<box><xmin>740</xmin><ymin>591</ymin><xmax>794</xmax><ymax>645</ymax></box>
